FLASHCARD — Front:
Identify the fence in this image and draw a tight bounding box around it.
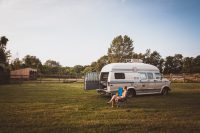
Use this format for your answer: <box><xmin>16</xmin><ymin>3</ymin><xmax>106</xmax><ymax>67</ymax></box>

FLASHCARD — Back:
<box><xmin>9</xmin><ymin>74</ymin><xmax>84</xmax><ymax>84</ymax></box>
<box><xmin>8</xmin><ymin>73</ymin><xmax>200</xmax><ymax>84</ymax></box>
<box><xmin>164</xmin><ymin>73</ymin><xmax>200</xmax><ymax>83</ymax></box>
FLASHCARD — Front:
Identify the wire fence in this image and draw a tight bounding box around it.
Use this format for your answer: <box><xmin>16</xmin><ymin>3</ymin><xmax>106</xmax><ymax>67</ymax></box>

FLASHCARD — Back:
<box><xmin>8</xmin><ymin>73</ymin><xmax>200</xmax><ymax>84</ymax></box>
<box><xmin>164</xmin><ymin>73</ymin><xmax>200</xmax><ymax>83</ymax></box>
<box><xmin>9</xmin><ymin>74</ymin><xmax>84</xmax><ymax>84</ymax></box>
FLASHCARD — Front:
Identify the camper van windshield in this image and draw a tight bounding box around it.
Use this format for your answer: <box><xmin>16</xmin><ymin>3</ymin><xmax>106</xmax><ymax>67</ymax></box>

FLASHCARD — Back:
<box><xmin>100</xmin><ymin>72</ymin><xmax>109</xmax><ymax>81</ymax></box>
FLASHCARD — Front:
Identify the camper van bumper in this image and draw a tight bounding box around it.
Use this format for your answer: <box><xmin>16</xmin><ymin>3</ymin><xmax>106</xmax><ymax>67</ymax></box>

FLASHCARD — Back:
<box><xmin>97</xmin><ymin>89</ymin><xmax>111</xmax><ymax>96</ymax></box>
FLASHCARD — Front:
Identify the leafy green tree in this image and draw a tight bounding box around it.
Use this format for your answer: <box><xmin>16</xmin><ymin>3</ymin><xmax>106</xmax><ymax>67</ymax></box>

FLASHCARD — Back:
<box><xmin>90</xmin><ymin>61</ymin><xmax>98</xmax><ymax>71</ymax></box>
<box><xmin>82</xmin><ymin>66</ymin><xmax>93</xmax><ymax>75</ymax></box>
<box><xmin>40</xmin><ymin>65</ymin><xmax>50</xmax><ymax>75</ymax></box>
<box><xmin>163</xmin><ymin>54</ymin><xmax>183</xmax><ymax>74</ymax></box>
<box><xmin>44</xmin><ymin>60</ymin><xmax>60</xmax><ymax>67</ymax></box>
<box><xmin>143</xmin><ymin>50</ymin><xmax>164</xmax><ymax>72</ymax></box>
<box><xmin>163</xmin><ymin>56</ymin><xmax>174</xmax><ymax>74</ymax></box>
<box><xmin>0</xmin><ymin>36</ymin><xmax>9</xmax><ymax>49</ymax></box>
<box><xmin>173</xmin><ymin>54</ymin><xmax>183</xmax><ymax>73</ymax></box>
<box><xmin>95</xmin><ymin>55</ymin><xmax>108</xmax><ymax>72</ymax></box>
<box><xmin>23</xmin><ymin>55</ymin><xmax>42</xmax><ymax>69</ymax></box>
<box><xmin>10</xmin><ymin>58</ymin><xmax>23</xmax><ymax>70</ymax></box>
<box><xmin>0</xmin><ymin>36</ymin><xmax>10</xmax><ymax>65</ymax></box>
<box><xmin>144</xmin><ymin>50</ymin><xmax>160</xmax><ymax>65</ymax></box>
<box><xmin>132</xmin><ymin>52</ymin><xmax>145</xmax><ymax>60</ymax></box>
<box><xmin>41</xmin><ymin>60</ymin><xmax>62</xmax><ymax>75</ymax></box>
<box><xmin>68</xmin><ymin>67</ymin><xmax>76</xmax><ymax>77</ymax></box>
<box><xmin>182</xmin><ymin>57</ymin><xmax>193</xmax><ymax>73</ymax></box>
<box><xmin>72</xmin><ymin>65</ymin><xmax>84</xmax><ymax>77</ymax></box>
<box><xmin>0</xmin><ymin>36</ymin><xmax>10</xmax><ymax>83</ymax></box>
<box><xmin>0</xmin><ymin>48</ymin><xmax>6</xmax><ymax>63</ymax></box>
<box><xmin>192</xmin><ymin>55</ymin><xmax>200</xmax><ymax>73</ymax></box>
<box><xmin>143</xmin><ymin>49</ymin><xmax>151</xmax><ymax>61</ymax></box>
<box><xmin>108</xmin><ymin>35</ymin><xmax>134</xmax><ymax>63</ymax></box>
<box><xmin>74</xmin><ymin>65</ymin><xmax>84</xmax><ymax>74</ymax></box>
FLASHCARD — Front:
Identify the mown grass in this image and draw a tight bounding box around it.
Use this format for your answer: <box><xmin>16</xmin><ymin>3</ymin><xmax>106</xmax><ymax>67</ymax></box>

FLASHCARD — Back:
<box><xmin>0</xmin><ymin>83</ymin><xmax>200</xmax><ymax>133</ymax></box>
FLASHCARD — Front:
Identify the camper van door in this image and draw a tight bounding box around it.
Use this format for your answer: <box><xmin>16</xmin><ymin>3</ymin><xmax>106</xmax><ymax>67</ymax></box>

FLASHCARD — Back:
<box><xmin>84</xmin><ymin>72</ymin><xmax>100</xmax><ymax>90</ymax></box>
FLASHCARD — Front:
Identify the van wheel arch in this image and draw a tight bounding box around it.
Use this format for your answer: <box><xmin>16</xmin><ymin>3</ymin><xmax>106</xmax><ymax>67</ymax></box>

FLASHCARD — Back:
<box><xmin>127</xmin><ymin>88</ymin><xmax>136</xmax><ymax>98</ymax></box>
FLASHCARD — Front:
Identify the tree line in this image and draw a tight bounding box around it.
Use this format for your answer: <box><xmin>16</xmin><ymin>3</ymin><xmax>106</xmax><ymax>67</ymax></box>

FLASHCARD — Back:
<box><xmin>1</xmin><ymin>35</ymin><xmax>200</xmax><ymax>78</ymax></box>
<box><xmin>84</xmin><ymin>35</ymin><xmax>200</xmax><ymax>75</ymax></box>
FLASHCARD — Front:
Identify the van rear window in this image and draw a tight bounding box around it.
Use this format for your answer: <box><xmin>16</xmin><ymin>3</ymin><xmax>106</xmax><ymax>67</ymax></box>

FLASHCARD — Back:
<box><xmin>114</xmin><ymin>73</ymin><xmax>125</xmax><ymax>79</ymax></box>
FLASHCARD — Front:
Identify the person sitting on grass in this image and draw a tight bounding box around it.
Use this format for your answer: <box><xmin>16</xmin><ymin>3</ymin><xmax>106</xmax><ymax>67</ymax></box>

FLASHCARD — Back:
<box><xmin>107</xmin><ymin>86</ymin><xmax>128</xmax><ymax>107</ymax></box>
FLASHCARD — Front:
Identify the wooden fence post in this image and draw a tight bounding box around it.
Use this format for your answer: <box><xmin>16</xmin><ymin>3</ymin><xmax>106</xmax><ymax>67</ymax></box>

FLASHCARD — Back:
<box><xmin>183</xmin><ymin>73</ymin><xmax>185</xmax><ymax>83</ymax></box>
<box><xmin>170</xmin><ymin>73</ymin><xmax>172</xmax><ymax>81</ymax></box>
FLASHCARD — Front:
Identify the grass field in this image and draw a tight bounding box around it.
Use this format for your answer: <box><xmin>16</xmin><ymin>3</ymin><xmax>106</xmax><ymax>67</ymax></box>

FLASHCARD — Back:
<box><xmin>0</xmin><ymin>83</ymin><xmax>200</xmax><ymax>133</ymax></box>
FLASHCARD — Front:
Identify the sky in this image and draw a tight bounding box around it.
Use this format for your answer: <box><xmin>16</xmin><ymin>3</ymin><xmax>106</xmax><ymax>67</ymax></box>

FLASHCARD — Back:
<box><xmin>0</xmin><ymin>0</ymin><xmax>200</xmax><ymax>67</ymax></box>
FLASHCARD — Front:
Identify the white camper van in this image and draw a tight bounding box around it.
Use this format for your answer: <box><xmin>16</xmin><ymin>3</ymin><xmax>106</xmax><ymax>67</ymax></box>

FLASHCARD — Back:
<box><xmin>84</xmin><ymin>63</ymin><xmax>171</xmax><ymax>97</ymax></box>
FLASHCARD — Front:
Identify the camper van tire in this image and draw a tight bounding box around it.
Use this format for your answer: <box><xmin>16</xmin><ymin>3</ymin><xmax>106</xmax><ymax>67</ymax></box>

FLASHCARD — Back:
<box><xmin>127</xmin><ymin>89</ymin><xmax>136</xmax><ymax>98</ymax></box>
<box><xmin>162</xmin><ymin>87</ymin><xmax>169</xmax><ymax>95</ymax></box>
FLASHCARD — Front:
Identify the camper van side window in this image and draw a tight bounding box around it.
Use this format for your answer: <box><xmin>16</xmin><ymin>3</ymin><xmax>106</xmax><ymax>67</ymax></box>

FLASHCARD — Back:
<box><xmin>114</xmin><ymin>73</ymin><xmax>125</xmax><ymax>79</ymax></box>
<box><xmin>147</xmin><ymin>73</ymin><xmax>154</xmax><ymax>79</ymax></box>
<box><xmin>140</xmin><ymin>72</ymin><xmax>147</xmax><ymax>80</ymax></box>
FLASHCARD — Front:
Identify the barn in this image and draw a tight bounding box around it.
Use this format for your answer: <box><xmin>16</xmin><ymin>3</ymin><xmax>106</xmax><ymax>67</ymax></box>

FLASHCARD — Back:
<box><xmin>10</xmin><ymin>68</ymin><xmax>37</xmax><ymax>80</ymax></box>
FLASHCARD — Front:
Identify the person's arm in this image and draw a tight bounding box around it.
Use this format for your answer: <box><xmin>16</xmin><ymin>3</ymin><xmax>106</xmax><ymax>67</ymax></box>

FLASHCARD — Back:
<box><xmin>122</xmin><ymin>91</ymin><xmax>127</xmax><ymax>98</ymax></box>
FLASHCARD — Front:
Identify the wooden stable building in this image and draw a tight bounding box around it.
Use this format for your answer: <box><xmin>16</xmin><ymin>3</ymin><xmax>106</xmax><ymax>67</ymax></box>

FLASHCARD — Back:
<box><xmin>10</xmin><ymin>68</ymin><xmax>37</xmax><ymax>80</ymax></box>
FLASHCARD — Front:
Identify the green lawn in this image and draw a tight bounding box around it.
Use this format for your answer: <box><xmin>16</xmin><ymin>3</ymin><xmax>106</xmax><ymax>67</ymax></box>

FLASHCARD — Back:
<box><xmin>0</xmin><ymin>83</ymin><xmax>200</xmax><ymax>133</ymax></box>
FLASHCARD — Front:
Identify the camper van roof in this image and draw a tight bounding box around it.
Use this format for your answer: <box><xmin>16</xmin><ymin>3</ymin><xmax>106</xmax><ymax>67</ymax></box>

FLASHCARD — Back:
<box><xmin>101</xmin><ymin>63</ymin><xmax>159</xmax><ymax>72</ymax></box>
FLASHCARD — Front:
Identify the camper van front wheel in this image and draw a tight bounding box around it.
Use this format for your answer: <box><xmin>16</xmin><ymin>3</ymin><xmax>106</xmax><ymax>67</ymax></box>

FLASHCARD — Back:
<box><xmin>162</xmin><ymin>88</ymin><xmax>169</xmax><ymax>95</ymax></box>
<box><xmin>127</xmin><ymin>89</ymin><xmax>136</xmax><ymax>98</ymax></box>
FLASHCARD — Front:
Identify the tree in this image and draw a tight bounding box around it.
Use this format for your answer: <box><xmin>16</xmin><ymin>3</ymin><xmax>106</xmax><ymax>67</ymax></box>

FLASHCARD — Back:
<box><xmin>44</xmin><ymin>60</ymin><xmax>60</xmax><ymax>67</ymax></box>
<box><xmin>0</xmin><ymin>36</ymin><xmax>9</xmax><ymax>50</ymax></box>
<box><xmin>0</xmin><ymin>36</ymin><xmax>10</xmax><ymax>65</ymax></box>
<box><xmin>143</xmin><ymin>50</ymin><xmax>164</xmax><ymax>72</ymax></box>
<box><xmin>10</xmin><ymin>58</ymin><xmax>23</xmax><ymax>70</ymax></box>
<box><xmin>143</xmin><ymin>49</ymin><xmax>151</xmax><ymax>62</ymax></box>
<box><xmin>182</xmin><ymin>57</ymin><xmax>193</xmax><ymax>73</ymax></box>
<box><xmin>73</xmin><ymin>65</ymin><xmax>84</xmax><ymax>75</ymax></box>
<box><xmin>163</xmin><ymin>54</ymin><xmax>183</xmax><ymax>74</ymax></box>
<box><xmin>173</xmin><ymin>54</ymin><xmax>183</xmax><ymax>74</ymax></box>
<box><xmin>90</xmin><ymin>61</ymin><xmax>98</xmax><ymax>72</ymax></box>
<box><xmin>132</xmin><ymin>52</ymin><xmax>145</xmax><ymax>60</ymax></box>
<box><xmin>82</xmin><ymin>66</ymin><xmax>93</xmax><ymax>75</ymax></box>
<box><xmin>41</xmin><ymin>60</ymin><xmax>62</xmax><ymax>75</ymax></box>
<box><xmin>23</xmin><ymin>55</ymin><xmax>42</xmax><ymax>69</ymax></box>
<box><xmin>192</xmin><ymin>55</ymin><xmax>200</xmax><ymax>73</ymax></box>
<box><xmin>0</xmin><ymin>48</ymin><xmax>6</xmax><ymax>63</ymax></box>
<box><xmin>108</xmin><ymin>35</ymin><xmax>134</xmax><ymax>63</ymax></box>
<box><xmin>95</xmin><ymin>55</ymin><xmax>108</xmax><ymax>72</ymax></box>
<box><xmin>0</xmin><ymin>36</ymin><xmax>10</xmax><ymax>84</ymax></box>
<box><xmin>163</xmin><ymin>56</ymin><xmax>174</xmax><ymax>74</ymax></box>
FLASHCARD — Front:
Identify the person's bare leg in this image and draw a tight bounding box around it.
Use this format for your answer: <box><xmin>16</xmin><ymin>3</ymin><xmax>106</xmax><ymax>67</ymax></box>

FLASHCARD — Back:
<box><xmin>107</xmin><ymin>95</ymin><xmax>116</xmax><ymax>103</ymax></box>
<box><xmin>111</xmin><ymin>100</ymin><xmax>114</xmax><ymax>107</ymax></box>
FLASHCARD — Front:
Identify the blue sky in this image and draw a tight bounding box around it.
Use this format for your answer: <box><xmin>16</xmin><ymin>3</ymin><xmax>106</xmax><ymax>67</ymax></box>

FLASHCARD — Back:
<box><xmin>0</xmin><ymin>0</ymin><xmax>199</xmax><ymax>66</ymax></box>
